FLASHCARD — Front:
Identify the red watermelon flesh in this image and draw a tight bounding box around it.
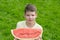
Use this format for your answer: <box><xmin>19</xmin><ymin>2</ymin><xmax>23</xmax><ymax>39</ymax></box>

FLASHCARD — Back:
<box><xmin>11</xmin><ymin>28</ymin><xmax>42</xmax><ymax>39</ymax></box>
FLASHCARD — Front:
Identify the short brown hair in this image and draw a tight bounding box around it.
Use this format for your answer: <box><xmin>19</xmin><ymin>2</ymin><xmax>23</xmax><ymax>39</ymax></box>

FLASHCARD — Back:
<box><xmin>25</xmin><ymin>4</ymin><xmax>37</xmax><ymax>13</ymax></box>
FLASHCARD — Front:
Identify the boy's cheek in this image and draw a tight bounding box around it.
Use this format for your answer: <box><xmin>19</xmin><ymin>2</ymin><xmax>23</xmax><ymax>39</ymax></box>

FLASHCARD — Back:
<box><xmin>25</xmin><ymin>16</ymin><xmax>36</xmax><ymax>21</ymax></box>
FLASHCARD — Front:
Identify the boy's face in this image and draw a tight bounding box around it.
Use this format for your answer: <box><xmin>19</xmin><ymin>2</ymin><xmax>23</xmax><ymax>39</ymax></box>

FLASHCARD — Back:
<box><xmin>25</xmin><ymin>11</ymin><xmax>37</xmax><ymax>22</ymax></box>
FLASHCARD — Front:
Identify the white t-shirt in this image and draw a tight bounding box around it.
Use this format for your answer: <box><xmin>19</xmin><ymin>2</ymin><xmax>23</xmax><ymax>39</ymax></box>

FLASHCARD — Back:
<box><xmin>16</xmin><ymin>21</ymin><xmax>43</xmax><ymax>40</ymax></box>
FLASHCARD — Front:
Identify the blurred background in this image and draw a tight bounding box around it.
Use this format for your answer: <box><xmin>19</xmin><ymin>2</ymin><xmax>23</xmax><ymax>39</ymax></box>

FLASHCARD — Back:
<box><xmin>0</xmin><ymin>0</ymin><xmax>60</xmax><ymax>40</ymax></box>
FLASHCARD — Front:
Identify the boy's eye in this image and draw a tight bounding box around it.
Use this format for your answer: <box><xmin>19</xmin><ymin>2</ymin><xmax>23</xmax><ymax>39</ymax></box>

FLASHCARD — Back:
<box><xmin>26</xmin><ymin>15</ymin><xmax>34</xmax><ymax>16</ymax></box>
<box><xmin>27</xmin><ymin>15</ymin><xmax>30</xmax><ymax>16</ymax></box>
<box><xmin>32</xmin><ymin>15</ymin><xmax>34</xmax><ymax>16</ymax></box>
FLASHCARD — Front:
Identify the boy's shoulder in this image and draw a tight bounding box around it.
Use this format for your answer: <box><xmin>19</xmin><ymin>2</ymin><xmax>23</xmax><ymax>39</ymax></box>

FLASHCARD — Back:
<box><xmin>35</xmin><ymin>23</ymin><xmax>43</xmax><ymax>30</ymax></box>
<box><xmin>17</xmin><ymin>20</ymin><xmax>25</xmax><ymax>25</ymax></box>
<box><xmin>16</xmin><ymin>21</ymin><xmax>26</xmax><ymax>28</ymax></box>
<box><xmin>35</xmin><ymin>23</ymin><xmax>43</xmax><ymax>33</ymax></box>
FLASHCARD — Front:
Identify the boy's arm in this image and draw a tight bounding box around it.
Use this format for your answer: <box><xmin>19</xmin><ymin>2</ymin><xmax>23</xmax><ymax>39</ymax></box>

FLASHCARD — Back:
<box><xmin>14</xmin><ymin>38</ymin><xmax>17</xmax><ymax>40</ymax></box>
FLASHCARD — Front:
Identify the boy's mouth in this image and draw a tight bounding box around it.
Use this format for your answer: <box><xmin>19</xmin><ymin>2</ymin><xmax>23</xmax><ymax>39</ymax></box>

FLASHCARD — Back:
<box><xmin>29</xmin><ymin>20</ymin><xmax>32</xmax><ymax>21</ymax></box>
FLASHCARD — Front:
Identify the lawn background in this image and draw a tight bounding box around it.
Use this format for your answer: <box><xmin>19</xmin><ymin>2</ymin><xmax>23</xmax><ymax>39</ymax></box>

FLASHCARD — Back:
<box><xmin>0</xmin><ymin>0</ymin><xmax>60</xmax><ymax>40</ymax></box>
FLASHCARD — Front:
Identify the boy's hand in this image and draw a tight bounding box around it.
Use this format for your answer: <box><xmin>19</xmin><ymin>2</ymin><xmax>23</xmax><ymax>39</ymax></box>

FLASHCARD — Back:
<box><xmin>34</xmin><ymin>37</ymin><xmax>42</xmax><ymax>40</ymax></box>
<box><xmin>14</xmin><ymin>38</ymin><xmax>19</xmax><ymax>40</ymax></box>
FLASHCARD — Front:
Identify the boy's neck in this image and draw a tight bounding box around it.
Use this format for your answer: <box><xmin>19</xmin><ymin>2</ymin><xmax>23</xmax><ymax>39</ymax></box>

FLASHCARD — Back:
<box><xmin>26</xmin><ymin>21</ymin><xmax>36</xmax><ymax>28</ymax></box>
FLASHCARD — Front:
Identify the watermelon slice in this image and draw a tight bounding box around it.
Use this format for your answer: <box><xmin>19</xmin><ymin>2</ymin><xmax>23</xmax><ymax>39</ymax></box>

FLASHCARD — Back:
<box><xmin>11</xmin><ymin>28</ymin><xmax>42</xmax><ymax>39</ymax></box>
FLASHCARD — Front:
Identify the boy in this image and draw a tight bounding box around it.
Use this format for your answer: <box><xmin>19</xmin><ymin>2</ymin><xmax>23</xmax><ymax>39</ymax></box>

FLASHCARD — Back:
<box><xmin>14</xmin><ymin>4</ymin><xmax>43</xmax><ymax>40</ymax></box>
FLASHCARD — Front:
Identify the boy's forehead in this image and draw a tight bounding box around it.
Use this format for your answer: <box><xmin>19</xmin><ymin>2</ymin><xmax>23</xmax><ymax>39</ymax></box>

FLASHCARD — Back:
<box><xmin>25</xmin><ymin>11</ymin><xmax>36</xmax><ymax>14</ymax></box>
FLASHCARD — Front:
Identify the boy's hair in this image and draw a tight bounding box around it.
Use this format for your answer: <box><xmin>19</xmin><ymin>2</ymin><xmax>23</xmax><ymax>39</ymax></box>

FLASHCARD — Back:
<box><xmin>25</xmin><ymin>4</ymin><xmax>37</xmax><ymax>13</ymax></box>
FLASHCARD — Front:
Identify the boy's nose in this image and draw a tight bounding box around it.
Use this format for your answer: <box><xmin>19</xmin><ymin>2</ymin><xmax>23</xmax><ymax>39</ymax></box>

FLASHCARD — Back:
<box><xmin>29</xmin><ymin>16</ymin><xmax>32</xmax><ymax>18</ymax></box>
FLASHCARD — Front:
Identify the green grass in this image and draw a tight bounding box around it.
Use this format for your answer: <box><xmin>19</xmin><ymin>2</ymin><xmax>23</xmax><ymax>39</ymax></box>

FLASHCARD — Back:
<box><xmin>0</xmin><ymin>0</ymin><xmax>60</xmax><ymax>40</ymax></box>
